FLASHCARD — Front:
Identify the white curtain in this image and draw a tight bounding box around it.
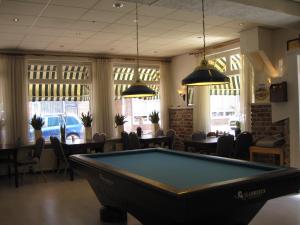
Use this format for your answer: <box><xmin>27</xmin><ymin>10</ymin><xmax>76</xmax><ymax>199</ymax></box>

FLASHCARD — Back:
<box><xmin>159</xmin><ymin>61</ymin><xmax>171</xmax><ymax>132</ymax></box>
<box><xmin>240</xmin><ymin>54</ymin><xmax>255</xmax><ymax>131</ymax></box>
<box><xmin>0</xmin><ymin>55</ymin><xmax>28</xmax><ymax>144</ymax></box>
<box><xmin>92</xmin><ymin>58</ymin><xmax>115</xmax><ymax>137</ymax></box>
<box><xmin>192</xmin><ymin>54</ymin><xmax>211</xmax><ymax>133</ymax></box>
<box><xmin>193</xmin><ymin>86</ymin><xmax>211</xmax><ymax>133</ymax></box>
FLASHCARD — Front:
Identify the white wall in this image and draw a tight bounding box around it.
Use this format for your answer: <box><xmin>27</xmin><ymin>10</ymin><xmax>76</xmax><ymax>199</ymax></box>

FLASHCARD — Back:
<box><xmin>270</xmin><ymin>30</ymin><xmax>300</xmax><ymax>168</ymax></box>
<box><xmin>170</xmin><ymin>53</ymin><xmax>198</xmax><ymax>107</ymax></box>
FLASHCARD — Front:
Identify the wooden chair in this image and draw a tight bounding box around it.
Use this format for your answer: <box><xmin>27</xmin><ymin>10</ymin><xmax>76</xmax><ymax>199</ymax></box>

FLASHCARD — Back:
<box><xmin>121</xmin><ymin>131</ymin><xmax>130</xmax><ymax>150</ymax></box>
<box><xmin>92</xmin><ymin>133</ymin><xmax>106</xmax><ymax>153</ymax></box>
<box><xmin>50</xmin><ymin>136</ymin><xmax>70</xmax><ymax>178</ymax></box>
<box><xmin>166</xmin><ymin>129</ymin><xmax>176</xmax><ymax>149</ymax></box>
<box><xmin>18</xmin><ymin>137</ymin><xmax>47</xmax><ymax>182</ymax></box>
<box><xmin>128</xmin><ymin>132</ymin><xmax>141</xmax><ymax>150</ymax></box>
<box><xmin>155</xmin><ymin>129</ymin><xmax>164</xmax><ymax>137</ymax></box>
<box><xmin>235</xmin><ymin>132</ymin><xmax>253</xmax><ymax>160</ymax></box>
<box><xmin>216</xmin><ymin>135</ymin><xmax>235</xmax><ymax>158</ymax></box>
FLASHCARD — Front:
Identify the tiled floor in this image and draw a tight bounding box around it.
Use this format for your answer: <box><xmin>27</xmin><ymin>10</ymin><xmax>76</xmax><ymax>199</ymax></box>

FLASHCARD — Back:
<box><xmin>0</xmin><ymin>173</ymin><xmax>300</xmax><ymax>225</ymax></box>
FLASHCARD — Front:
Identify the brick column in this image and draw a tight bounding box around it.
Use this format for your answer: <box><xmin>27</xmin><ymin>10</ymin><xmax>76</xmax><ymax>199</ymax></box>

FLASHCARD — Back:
<box><xmin>169</xmin><ymin>107</ymin><xmax>193</xmax><ymax>150</ymax></box>
<box><xmin>251</xmin><ymin>103</ymin><xmax>290</xmax><ymax>165</ymax></box>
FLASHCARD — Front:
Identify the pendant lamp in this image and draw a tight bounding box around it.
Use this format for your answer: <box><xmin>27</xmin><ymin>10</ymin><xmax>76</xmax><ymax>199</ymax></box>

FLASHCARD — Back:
<box><xmin>122</xmin><ymin>0</ymin><xmax>156</xmax><ymax>98</ymax></box>
<box><xmin>182</xmin><ymin>0</ymin><xmax>229</xmax><ymax>86</ymax></box>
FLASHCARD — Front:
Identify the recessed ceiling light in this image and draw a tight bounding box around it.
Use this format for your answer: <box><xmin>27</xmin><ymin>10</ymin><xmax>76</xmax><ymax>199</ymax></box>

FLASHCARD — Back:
<box><xmin>239</xmin><ymin>23</ymin><xmax>244</xmax><ymax>26</ymax></box>
<box><xmin>13</xmin><ymin>18</ymin><xmax>19</xmax><ymax>22</ymax></box>
<box><xmin>113</xmin><ymin>2</ymin><xmax>124</xmax><ymax>8</ymax></box>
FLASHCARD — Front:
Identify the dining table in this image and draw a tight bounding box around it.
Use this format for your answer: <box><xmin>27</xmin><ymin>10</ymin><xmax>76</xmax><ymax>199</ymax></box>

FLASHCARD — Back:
<box><xmin>183</xmin><ymin>136</ymin><xmax>218</xmax><ymax>154</ymax></box>
<box><xmin>61</xmin><ymin>139</ymin><xmax>105</xmax><ymax>155</ymax></box>
<box><xmin>107</xmin><ymin>134</ymin><xmax>171</xmax><ymax>150</ymax></box>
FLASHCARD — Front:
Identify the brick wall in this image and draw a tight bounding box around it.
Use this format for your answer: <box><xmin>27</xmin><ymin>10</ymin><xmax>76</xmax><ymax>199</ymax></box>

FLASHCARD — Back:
<box><xmin>251</xmin><ymin>103</ymin><xmax>290</xmax><ymax>166</ymax></box>
<box><xmin>169</xmin><ymin>107</ymin><xmax>193</xmax><ymax>150</ymax></box>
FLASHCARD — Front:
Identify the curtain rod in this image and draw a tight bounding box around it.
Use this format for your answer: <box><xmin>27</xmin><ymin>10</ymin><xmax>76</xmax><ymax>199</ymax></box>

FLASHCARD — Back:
<box><xmin>0</xmin><ymin>49</ymin><xmax>171</xmax><ymax>62</ymax></box>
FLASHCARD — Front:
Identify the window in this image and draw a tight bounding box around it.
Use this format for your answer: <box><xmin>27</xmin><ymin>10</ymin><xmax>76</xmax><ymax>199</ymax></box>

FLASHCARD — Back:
<box><xmin>27</xmin><ymin>61</ymin><xmax>91</xmax><ymax>141</ymax></box>
<box><xmin>209</xmin><ymin>51</ymin><xmax>241</xmax><ymax>133</ymax></box>
<box><xmin>113</xmin><ymin>64</ymin><xmax>160</xmax><ymax>134</ymax></box>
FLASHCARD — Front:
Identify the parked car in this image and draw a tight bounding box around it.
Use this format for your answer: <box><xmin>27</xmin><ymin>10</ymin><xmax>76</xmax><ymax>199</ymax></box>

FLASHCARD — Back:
<box><xmin>29</xmin><ymin>114</ymin><xmax>83</xmax><ymax>140</ymax></box>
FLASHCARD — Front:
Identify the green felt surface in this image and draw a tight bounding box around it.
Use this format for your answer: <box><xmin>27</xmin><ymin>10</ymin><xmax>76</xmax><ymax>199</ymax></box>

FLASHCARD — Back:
<box><xmin>89</xmin><ymin>150</ymin><xmax>276</xmax><ymax>189</ymax></box>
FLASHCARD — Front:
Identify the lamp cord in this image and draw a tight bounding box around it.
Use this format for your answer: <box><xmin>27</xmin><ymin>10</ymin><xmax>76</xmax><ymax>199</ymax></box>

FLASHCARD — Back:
<box><xmin>135</xmin><ymin>0</ymin><xmax>140</xmax><ymax>81</ymax></box>
<box><xmin>202</xmin><ymin>0</ymin><xmax>206</xmax><ymax>61</ymax></box>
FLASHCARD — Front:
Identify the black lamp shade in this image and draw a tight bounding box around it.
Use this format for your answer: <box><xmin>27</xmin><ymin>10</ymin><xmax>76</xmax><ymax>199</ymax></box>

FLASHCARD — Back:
<box><xmin>182</xmin><ymin>60</ymin><xmax>230</xmax><ymax>86</ymax></box>
<box><xmin>122</xmin><ymin>81</ymin><xmax>156</xmax><ymax>98</ymax></box>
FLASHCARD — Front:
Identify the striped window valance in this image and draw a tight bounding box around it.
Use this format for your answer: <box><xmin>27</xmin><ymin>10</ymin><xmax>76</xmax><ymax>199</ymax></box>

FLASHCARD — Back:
<box><xmin>29</xmin><ymin>84</ymin><xmax>90</xmax><ymax>102</ymax></box>
<box><xmin>62</xmin><ymin>65</ymin><xmax>89</xmax><ymax>80</ymax></box>
<box><xmin>28</xmin><ymin>64</ymin><xmax>57</xmax><ymax>80</ymax></box>
<box><xmin>209</xmin><ymin>57</ymin><xmax>226</xmax><ymax>73</ymax></box>
<box><xmin>210</xmin><ymin>75</ymin><xmax>240</xmax><ymax>96</ymax></box>
<box><xmin>28</xmin><ymin>64</ymin><xmax>90</xmax><ymax>102</ymax></box>
<box><xmin>113</xmin><ymin>66</ymin><xmax>160</xmax><ymax>82</ymax></box>
<box><xmin>113</xmin><ymin>65</ymin><xmax>160</xmax><ymax>100</ymax></box>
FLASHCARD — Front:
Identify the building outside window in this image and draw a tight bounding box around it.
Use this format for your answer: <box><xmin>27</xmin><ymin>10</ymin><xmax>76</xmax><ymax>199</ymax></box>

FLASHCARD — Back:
<box><xmin>27</xmin><ymin>61</ymin><xmax>91</xmax><ymax>141</ymax></box>
<box><xmin>113</xmin><ymin>64</ymin><xmax>160</xmax><ymax>134</ymax></box>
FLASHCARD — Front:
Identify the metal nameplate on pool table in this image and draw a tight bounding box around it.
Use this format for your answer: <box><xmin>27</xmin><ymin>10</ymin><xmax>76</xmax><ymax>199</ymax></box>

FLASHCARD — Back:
<box><xmin>98</xmin><ymin>173</ymin><xmax>114</xmax><ymax>186</ymax></box>
<box><xmin>234</xmin><ymin>188</ymin><xmax>267</xmax><ymax>201</ymax></box>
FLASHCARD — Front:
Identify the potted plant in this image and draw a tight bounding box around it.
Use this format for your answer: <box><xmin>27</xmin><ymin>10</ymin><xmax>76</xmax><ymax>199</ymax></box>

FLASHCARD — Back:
<box><xmin>30</xmin><ymin>114</ymin><xmax>44</xmax><ymax>141</ymax></box>
<box><xmin>149</xmin><ymin>110</ymin><xmax>160</xmax><ymax>135</ymax></box>
<box><xmin>115</xmin><ymin>114</ymin><xmax>127</xmax><ymax>137</ymax></box>
<box><xmin>235</xmin><ymin>121</ymin><xmax>241</xmax><ymax>137</ymax></box>
<box><xmin>81</xmin><ymin>112</ymin><xmax>93</xmax><ymax>141</ymax></box>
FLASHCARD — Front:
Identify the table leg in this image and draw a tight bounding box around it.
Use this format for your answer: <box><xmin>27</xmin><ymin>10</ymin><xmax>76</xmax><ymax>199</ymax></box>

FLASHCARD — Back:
<box><xmin>12</xmin><ymin>149</ymin><xmax>19</xmax><ymax>188</ymax></box>
<box><xmin>184</xmin><ymin>144</ymin><xmax>188</xmax><ymax>152</ymax></box>
<box><xmin>250</xmin><ymin>151</ymin><xmax>254</xmax><ymax>161</ymax></box>
<box><xmin>280</xmin><ymin>152</ymin><xmax>284</xmax><ymax>166</ymax></box>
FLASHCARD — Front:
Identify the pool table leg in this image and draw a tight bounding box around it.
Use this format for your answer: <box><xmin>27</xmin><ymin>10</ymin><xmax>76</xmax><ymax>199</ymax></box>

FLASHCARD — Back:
<box><xmin>100</xmin><ymin>206</ymin><xmax>127</xmax><ymax>223</ymax></box>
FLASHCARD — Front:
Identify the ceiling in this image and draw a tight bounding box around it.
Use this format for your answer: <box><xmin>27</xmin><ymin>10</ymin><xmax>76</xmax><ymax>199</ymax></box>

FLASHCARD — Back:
<box><xmin>0</xmin><ymin>0</ymin><xmax>299</xmax><ymax>57</ymax></box>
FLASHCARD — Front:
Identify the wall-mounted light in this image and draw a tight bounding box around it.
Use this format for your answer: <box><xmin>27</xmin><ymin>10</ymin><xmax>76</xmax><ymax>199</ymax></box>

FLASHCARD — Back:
<box><xmin>177</xmin><ymin>86</ymin><xmax>187</xmax><ymax>101</ymax></box>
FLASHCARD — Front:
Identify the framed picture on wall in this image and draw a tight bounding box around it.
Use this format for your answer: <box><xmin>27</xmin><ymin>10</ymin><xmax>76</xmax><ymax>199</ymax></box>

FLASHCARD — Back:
<box><xmin>287</xmin><ymin>35</ymin><xmax>300</xmax><ymax>51</ymax></box>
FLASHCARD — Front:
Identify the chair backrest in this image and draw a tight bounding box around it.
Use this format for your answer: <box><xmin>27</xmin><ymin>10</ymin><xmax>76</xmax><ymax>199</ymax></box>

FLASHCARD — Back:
<box><xmin>155</xmin><ymin>129</ymin><xmax>164</xmax><ymax>137</ymax></box>
<box><xmin>128</xmin><ymin>132</ymin><xmax>141</xmax><ymax>150</ymax></box>
<box><xmin>216</xmin><ymin>135</ymin><xmax>235</xmax><ymax>158</ymax></box>
<box><xmin>235</xmin><ymin>132</ymin><xmax>253</xmax><ymax>160</ymax></box>
<box><xmin>93</xmin><ymin>133</ymin><xmax>106</xmax><ymax>153</ymax></box>
<box><xmin>166</xmin><ymin>129</ymin><xmax>176</xmax><ymax>149</ymax></box>
<box><xmin>93</xmin><ymin>133</ymin><xmax>106</xmax><ymax>142</ymax></box>
<box><xmin>50</xmin><ymin>136</ymin><xmax>67</xmax><ymax>161</ymax></box>
<box><xmin>121</xmin><ymin>131</ymin><xmax>130</xmax><ymax>150</ymax></box>
<box><xmin>192</xmin><ymin>131</ymin><xmax>206</xmax><ymax>140</ymax></box>
<box><xmin>33</xmin><ymin>137</ymin><xmax>45</xmax><ymax>159</ymax></box>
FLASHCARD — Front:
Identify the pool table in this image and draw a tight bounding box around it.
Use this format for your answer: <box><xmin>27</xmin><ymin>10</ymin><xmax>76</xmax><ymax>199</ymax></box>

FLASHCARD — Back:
<box><xmin>69</xmin><ymin>148</ymin><xmax>300</xmax><ymax>225</ymax></box>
